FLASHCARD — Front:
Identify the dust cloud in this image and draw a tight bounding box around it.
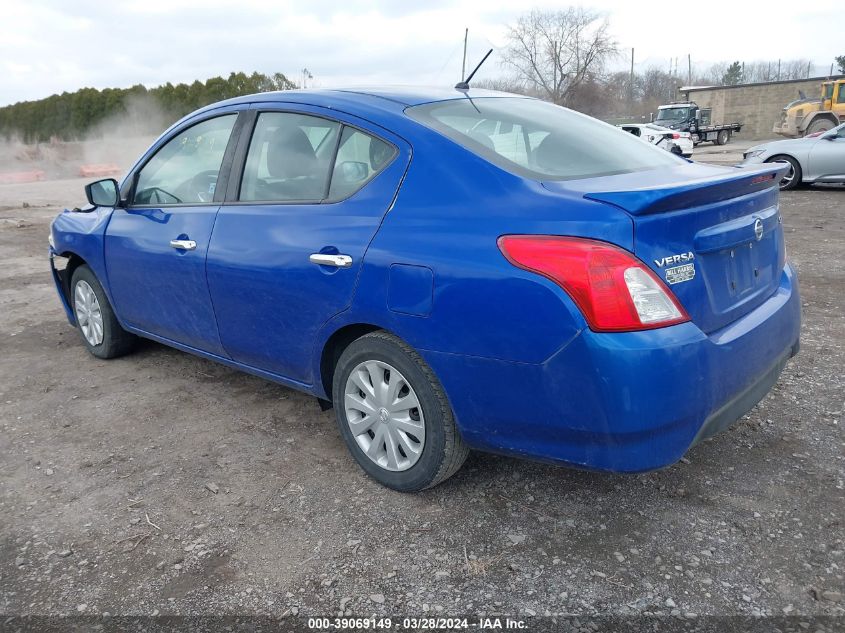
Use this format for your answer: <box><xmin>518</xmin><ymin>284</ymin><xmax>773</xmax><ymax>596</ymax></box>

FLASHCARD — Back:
<box><xmin>0</xmin><ymin>95</ymin><xmax>176</xmax><ymax>183</ymax></box>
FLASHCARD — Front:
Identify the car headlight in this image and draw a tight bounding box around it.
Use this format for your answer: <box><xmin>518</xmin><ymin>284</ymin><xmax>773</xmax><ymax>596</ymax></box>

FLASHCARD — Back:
<box><xmin>743</xmin><ymin>149</ymin><xmax>765</xmax><ymax>159</ymax></box>
<box><xmin>49</xmin><ymin>232</ymin><xmax>55</xmax><ymax>249</ymax></box>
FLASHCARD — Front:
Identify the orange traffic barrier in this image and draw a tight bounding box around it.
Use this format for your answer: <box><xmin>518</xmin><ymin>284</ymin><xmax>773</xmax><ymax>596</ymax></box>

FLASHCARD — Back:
<box><xmin>0</xmin><ymin>170</ymin><xmax>46</xmax><ymax>184</ymax></box>
<box><xmin>78</xmin><ymin>163</ymin><xmax>121</xmax><ymax>178</ymax></box>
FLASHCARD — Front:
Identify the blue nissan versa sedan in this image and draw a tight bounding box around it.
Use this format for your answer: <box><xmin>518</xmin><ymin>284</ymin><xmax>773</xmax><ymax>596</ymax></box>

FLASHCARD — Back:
<box><xmin>49</xmin><ymin>87</ymin><xmax>801</xmax><ymax>491</ymax></box>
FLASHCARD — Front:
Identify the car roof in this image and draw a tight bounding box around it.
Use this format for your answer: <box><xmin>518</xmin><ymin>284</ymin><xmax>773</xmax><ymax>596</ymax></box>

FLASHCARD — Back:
<box><xmin>201</xmin><ymin>86</ymin><xmax>528</xmax><ymax>114</ymax></box>
<box><xmin>180</xmin><ymin>86</ymin><xmax>534</xmax><ymax>136</ymax></box>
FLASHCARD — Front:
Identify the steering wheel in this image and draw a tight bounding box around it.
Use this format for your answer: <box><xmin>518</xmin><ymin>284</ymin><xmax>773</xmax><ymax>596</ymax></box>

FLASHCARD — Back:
<box><xmin>186</xmin><ymin>170</ymin><xmax>220</xmax><ymax>203</ymax></box>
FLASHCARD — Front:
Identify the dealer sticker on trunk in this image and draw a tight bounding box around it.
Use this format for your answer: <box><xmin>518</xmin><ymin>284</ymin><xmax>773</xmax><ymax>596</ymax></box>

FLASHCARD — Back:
<box><xmin>664</xmin><ymin>263</ymin><xmax>695</xmax><ymax>285</ymax></box>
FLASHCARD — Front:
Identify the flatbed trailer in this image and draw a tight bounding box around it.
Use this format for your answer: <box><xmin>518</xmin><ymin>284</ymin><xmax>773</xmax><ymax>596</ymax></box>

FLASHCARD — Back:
<box><xmin>691</xmin><ymin>121</ymin><xmax>743</xmax><ymax>146</ymax></box>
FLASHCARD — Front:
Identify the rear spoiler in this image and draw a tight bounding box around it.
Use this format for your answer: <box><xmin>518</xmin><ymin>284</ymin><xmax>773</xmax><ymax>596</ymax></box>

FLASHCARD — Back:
<box><xmin>582</xmin><ymin>164</ymin><xmax>788</xmax><ymax>216</ymax></box>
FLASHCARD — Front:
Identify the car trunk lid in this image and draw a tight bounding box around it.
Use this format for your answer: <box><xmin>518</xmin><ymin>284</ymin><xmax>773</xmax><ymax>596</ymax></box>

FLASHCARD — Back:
<box><xmin>543</xmin><ymin>163</ymin><xmax>788</xmax><ymax>333</ymax></box>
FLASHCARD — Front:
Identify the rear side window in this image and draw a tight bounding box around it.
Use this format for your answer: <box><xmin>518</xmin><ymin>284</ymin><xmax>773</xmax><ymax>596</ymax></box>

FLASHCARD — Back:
<box><xmin>239</xmin><ymin>112</ymin><xmax>396</xmax><ymax>203</ymax></box>
<box><xmin>328</xmin><ymin>127</ymin><xmax>396</xmax><ymax>200</ymax></box>
<box><xmin>407</xmin><ymin>98</ymin><xmax>679</xmax><ymax>181</ymax></box>
<box><xmin>134</xmin><ymin>114</ymin><xmax>237</xmax><ymax>205</ymax></box>
<box><xmin>240</xmin><ymin>112</ymin><xmax>340</xmax><ymax>202</ymax></box>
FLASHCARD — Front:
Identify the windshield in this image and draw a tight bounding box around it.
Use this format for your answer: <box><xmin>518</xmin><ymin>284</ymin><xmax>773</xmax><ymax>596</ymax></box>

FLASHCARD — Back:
<box><xmin>406</xmin><ymin>97</ymin><xmax>679</xmax><ymax>181</ymax></box>
<box><xmin>656</xmin><ymin>107</ymin><xmax>689</xmax><ymax>121</ymax></box>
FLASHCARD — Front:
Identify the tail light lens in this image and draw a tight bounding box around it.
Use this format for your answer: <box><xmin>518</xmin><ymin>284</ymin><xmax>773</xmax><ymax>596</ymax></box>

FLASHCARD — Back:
<box><xmin>672</xmin><ymin>132</ymin><xmax>680</xmax><ymax>139</ymax></box>
<box><xmin>498</xmin><ymin>235</ymin><xmax>690</xmax><ymax>332</ymax></box>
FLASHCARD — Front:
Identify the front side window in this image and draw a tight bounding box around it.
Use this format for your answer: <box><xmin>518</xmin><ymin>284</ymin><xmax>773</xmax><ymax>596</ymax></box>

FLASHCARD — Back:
<box><xmin>134</xmin><ymin>115</ymin><xmax>237</xmax><ymax>205</ymax></box>
<box><xmin>407</xmin><ymin>97</ymin><xmax>679</xmax><ymax>181</ymax></box>
<box><xmin>837</xmin><ymin>84</ymin><xmax>845</xmax><ymax>105</ymax></box>
<box><xmin>239</xmin><ymin>112</ymin><xmax>340</xmax><ymax>202</ymax></box>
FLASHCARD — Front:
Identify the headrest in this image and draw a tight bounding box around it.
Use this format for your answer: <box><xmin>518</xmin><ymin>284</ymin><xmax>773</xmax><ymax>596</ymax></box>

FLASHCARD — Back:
<box><xmin>534</xmin><ymin>134</ymin><xmax>568</xmax><ymax>172</ymax></box>
<box><xmin>266</xmin><ymin>126</ymin><xmax>317</xmax><ymax>178</ymax></box>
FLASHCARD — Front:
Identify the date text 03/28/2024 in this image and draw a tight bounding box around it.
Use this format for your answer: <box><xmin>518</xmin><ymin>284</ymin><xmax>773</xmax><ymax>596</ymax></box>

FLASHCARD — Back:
<box><xmin>306</xmin><ymin>617</ymin><xmax>527</xmax><ymax>629</ymax></box>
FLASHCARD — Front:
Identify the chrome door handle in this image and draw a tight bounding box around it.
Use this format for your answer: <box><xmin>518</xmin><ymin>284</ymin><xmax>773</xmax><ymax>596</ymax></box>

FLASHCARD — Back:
<box><xmin>170</xmin><ymin>239</ymin><xmax>197</xmax><ymax>251</ymax></box>
<box><xmin>309</xmin><ymin>253</ymin><xmax>353</xmax><ymax>268</ymax></box>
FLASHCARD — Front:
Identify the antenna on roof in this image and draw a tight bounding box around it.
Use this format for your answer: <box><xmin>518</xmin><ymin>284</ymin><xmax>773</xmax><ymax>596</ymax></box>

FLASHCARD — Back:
<box><xmin>455</xmin><ymin>48</ymin><xmax>493</xmax><ymax>90</ymax></box>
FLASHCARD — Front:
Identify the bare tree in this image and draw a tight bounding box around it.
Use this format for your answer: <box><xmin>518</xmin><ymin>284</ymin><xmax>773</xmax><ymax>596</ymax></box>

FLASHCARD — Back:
<box><xmin>501</xmin><ymin>8</ymin><xmax>617</xmax><ymax>106</ymax></box>
<box><xmin>741</xmin><ymin>59</ymin><xmax>812</xmax><ymax>83</ymax></box>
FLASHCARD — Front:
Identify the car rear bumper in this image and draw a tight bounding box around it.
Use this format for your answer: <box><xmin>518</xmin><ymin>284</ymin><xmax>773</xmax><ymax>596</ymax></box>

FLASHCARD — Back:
<box><xmin>423</xmin><ymin>263</ymin><xmax>801</xmax><ymax>472</ymax></box>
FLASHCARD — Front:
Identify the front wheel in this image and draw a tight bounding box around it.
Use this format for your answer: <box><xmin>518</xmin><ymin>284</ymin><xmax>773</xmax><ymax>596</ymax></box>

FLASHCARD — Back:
<box><xmin>332</xmin><ymin>331</ymin><xmax>469</xmax><ymax>491</ymax></box>
<box><xmin>805</xmin><ymin>119</ymin><xmax>833</xmax><ymax>136</ymax></box>
<box><xmin>766</xmin><ymin>155</ymin><xmax>802</xmax><ymax>191</ymax></box>
<box><xmin>70</xmin><ymin>265</ymin><xmax>137</xmax><ymax>359</ymax></box>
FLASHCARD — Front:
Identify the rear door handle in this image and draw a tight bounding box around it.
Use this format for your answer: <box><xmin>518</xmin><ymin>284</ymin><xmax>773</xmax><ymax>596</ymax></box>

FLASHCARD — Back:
<box><xmin>309</xmin><ymin>253</ymin><xmax>353</xmax><ymax>268</ymax></box>
<box><xmin>170</xmin><ymin>239</ymin><xmax>197</xmax><ymax>251</ymax></box>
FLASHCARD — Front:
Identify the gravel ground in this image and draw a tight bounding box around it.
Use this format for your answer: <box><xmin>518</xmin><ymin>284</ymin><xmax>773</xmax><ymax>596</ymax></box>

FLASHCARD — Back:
<box><xmin>0</xmin><ymin>175</ymin><xmax>843</xmax><ymax>624</ymax></box>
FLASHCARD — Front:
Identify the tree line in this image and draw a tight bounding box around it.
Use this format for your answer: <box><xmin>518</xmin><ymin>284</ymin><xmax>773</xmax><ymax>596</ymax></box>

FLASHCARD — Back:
<box><xmin>0</xmin><ymin>71</ymin><xmax>296</xmax><ymax>143</ymax></box>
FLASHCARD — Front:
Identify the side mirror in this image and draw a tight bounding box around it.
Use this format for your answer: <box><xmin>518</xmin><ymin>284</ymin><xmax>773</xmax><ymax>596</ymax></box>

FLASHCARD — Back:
<box><xmin>336</xmin><ymin>161</ymin><xmax>369</xmax><ymax>184</ymax></box>
<box><xmin>84</xmin><ymin>178</ymin><xmax>120</xmax><ymax>207</ymax></box>
<box><xmin>694</xmin><ymin>110</ymin><xmax>701</xmax><ymax>121</ymax></box>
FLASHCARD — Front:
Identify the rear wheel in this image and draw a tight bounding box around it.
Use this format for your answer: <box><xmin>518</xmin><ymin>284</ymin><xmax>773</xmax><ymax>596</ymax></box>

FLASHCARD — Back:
<box><xmin>766</xmin><ymin>155</ymin><xmax>802</xmax><ymax>191</ymax></box>
<box><xmin>70</xmin><ymin>265</ymin><xmax>136</xmax><ymax>359</ymax></box>
<box><xmin>332</xmin><ymin>331</ymin><xmax>468</xmax><ymax>491</ymax></box>
<box><xmin>716</xmin><ymin>129</ymin><xmax>730</xmax><ymax>145</ymax></box>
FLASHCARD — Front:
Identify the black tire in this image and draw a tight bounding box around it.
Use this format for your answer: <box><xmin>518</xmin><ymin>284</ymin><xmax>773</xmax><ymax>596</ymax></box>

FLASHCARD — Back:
<box><xmin>766</xmin><ymin>155</ymin><xmax>802</xmax><ymax>191</ymax></box>
<box><xmin>70</xmin><ymin>265</ymin><xmax>136</xmax><ymax>359</ymax></box>
<box><xmin>716</xmin><ymin>129</ymin><xmax>729</xmax><ymax>145</ymax></box>
<box><xmin>805</xmin><ymin>119</ymin><xmax>834</xmax><ymax>136</ymax></box>
<box><xmin>332</xmin><ymin>331</ymin><xmax>469</xmax><ymax>492</ymax></box>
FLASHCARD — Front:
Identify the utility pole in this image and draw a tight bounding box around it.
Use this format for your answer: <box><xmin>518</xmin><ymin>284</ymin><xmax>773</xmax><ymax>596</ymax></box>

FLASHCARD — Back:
<box><xmin>807</xmin><ymin>60</ymin><xmax>811</xmax><ymax>78</ymax></box>
<box><xmin>462</xmin><ymin>28</ymin><xmax>468</xmax><ymax>81</ymax></box>
<box><xmin>629</xmin><ymin>47</ymin><xmax>635</xmax><ymax>104</ymax></box>
<box><xmin>687</xmin><ymin>54</ymin><xmax>691</xmax><ymax>86</ymax></box>
<box><xmin>301</xmin><ymin>68</ymin><xmax>312</xmax><ymax>89</ymax></box>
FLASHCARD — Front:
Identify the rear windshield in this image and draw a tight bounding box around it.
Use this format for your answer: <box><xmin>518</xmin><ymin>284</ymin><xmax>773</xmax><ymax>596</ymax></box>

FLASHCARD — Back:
<box><xmin>406</xmin><ymin>97</ymin><xmax>679</xmax><ymax>181</ymax></box>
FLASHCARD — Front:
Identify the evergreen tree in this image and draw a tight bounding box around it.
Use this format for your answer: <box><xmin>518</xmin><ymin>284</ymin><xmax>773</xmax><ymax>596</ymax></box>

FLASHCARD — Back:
<box><xmin>722</xmin><ymin>61</ymin><xmax>743</xmax><ymax>85</ymax></box>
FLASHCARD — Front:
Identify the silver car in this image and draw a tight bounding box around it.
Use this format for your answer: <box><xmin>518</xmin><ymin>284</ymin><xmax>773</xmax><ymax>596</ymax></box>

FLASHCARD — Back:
<box><xmin>741</xmin><ymin>123</ymin><xmax>845</xmax><ymax>190</ymax></box>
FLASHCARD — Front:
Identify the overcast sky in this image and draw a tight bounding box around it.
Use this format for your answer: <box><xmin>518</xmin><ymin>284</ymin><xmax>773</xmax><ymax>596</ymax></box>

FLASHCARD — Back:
<box><xmin>1</xmin><ymin>0</ymin><xmax>840</xmax><ymax>106</ymax></box>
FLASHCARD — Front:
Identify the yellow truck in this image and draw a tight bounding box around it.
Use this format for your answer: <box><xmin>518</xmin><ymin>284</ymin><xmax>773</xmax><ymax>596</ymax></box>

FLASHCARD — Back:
<box><xmin>773</xmin><ymin>79</ymin><xmax>845</xmax><ymax>137</ymax></box>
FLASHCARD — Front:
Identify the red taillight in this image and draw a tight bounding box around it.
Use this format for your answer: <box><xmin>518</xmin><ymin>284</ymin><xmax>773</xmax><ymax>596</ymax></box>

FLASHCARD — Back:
<box><xmin>497</xmin><ymin>235</ymin><xmax>690</xmax><ymax>332</ymax></box>
<box><xmin>672</xmin><ymin>132</ymin><xmax>680</xmax><ymax>139</ymax></box>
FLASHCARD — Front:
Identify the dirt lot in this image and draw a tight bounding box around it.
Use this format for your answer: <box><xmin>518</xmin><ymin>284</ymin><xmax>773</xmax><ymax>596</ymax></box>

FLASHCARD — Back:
<box><xmin>0</xmin><ymin>174</ymin><xmax>843</xmax><ymax>623</ymax></box>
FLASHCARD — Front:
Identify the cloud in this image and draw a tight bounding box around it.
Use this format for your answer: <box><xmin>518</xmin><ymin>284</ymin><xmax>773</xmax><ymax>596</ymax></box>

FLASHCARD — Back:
<box><xmin>1</xmin><ymin>0</ymin><xmax>840</xmax><ymax>106</ymax></box>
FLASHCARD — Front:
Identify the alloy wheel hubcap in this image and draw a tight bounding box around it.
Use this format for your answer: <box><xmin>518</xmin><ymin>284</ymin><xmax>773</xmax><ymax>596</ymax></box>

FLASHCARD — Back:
<box><xmin>774</xmin><ymin>160</ymin><xmax>794</xmax><ymax>187</ymax></box>
<box><xmin>74</xmin><ymin>280</ymin><xmax>104</xmax><ymax>346</ymax></box>
<box><xmin>344</xmin><ymin>360</ymin><xmax>425</xmax><ymax>472</ymax></box>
